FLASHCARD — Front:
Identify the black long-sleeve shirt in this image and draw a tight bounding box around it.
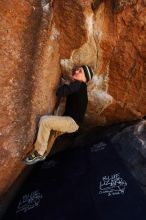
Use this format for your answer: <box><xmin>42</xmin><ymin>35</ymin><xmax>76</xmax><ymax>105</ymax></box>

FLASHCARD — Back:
<box><xmin>56</xmin><ymin>81</ymin><xmax>88</xmax><ymax>124</ymax></box>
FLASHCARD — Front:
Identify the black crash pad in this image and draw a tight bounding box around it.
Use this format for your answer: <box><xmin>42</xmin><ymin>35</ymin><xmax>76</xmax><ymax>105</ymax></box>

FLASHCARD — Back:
<box><xmin>3</xmin><ymin>140</ymin><xmax>146</xmax><ymax>220</ymax></box>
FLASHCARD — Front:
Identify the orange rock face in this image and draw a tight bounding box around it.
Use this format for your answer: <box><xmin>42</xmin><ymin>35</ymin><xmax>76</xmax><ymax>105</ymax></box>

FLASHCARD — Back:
<box><xmin>0</xmin><ymin>0</ymin><xmax>146</xmax><ymax>195</ymax></box>
<box><xmin>96</xmin><ymin>0</ymin><xmax>146</xmax><ymax>125</ymax></box>
<box><xmin>86</xmin><ymin>0</ymin><xmax>146</xmax><ymax>126</ymax></box>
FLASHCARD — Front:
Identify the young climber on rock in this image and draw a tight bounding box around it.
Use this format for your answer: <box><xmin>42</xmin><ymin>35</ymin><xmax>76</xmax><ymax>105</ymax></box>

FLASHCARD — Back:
<box><xmin>24</xmin><ymin>65</ymin><xmax>94</xmax><ymax>165</ymax></box>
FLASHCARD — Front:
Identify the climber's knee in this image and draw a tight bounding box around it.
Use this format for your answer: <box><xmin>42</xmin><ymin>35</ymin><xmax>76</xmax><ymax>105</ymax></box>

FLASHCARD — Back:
<box><xmin>39</xmin><ymin>115</ymin><xmax>50</xmax><ymax>126</ymax></box>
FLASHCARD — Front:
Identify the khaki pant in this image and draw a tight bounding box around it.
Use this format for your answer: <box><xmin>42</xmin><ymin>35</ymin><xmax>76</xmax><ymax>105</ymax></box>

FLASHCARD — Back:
<box><xmin>34</xmin><ymin>115</ymin><xmax>79</xmax><ymax>155</ymax></box>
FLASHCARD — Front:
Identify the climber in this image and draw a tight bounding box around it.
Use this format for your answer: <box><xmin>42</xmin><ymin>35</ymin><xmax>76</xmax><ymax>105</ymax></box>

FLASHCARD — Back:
<box><xmin>24</xmin><ymin>65</ymin><xmax>94</xmax><ymax>165</ymax></box>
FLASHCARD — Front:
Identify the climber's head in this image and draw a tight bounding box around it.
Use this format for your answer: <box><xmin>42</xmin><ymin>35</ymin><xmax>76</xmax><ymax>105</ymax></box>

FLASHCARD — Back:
<box><xmin>72</xmin><ymin>65</ymin><xmax>94</xmax><ymax>83</ymax></box>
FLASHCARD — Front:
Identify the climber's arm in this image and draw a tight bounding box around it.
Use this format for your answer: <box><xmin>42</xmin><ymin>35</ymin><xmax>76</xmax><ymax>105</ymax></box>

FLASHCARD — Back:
<box><xmin>56</xmin><ymin>81</ymin><xmax>81</xmax><ymax>98</ymax></box>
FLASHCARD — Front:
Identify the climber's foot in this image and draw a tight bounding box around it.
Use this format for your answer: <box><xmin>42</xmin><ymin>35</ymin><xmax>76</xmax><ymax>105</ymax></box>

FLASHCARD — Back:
<box><xmin>24</xmin><ymin>151</ymin><xmax>46</xmax><ymax>165</ymax></box>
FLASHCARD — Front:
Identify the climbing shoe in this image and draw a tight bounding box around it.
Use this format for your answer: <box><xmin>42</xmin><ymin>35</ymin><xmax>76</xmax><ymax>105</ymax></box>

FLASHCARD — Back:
<box><xmin>24</xmin><ymin>151</ymin><xmax>46</xmax><ymax>165</ymax></box>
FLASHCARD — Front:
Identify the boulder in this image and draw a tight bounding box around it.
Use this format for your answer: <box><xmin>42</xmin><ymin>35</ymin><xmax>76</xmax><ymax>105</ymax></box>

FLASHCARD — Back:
<box><xmin>0</xmin><ymin>0</ymin><xmax>146</xmax><ymax>195</ymax></box>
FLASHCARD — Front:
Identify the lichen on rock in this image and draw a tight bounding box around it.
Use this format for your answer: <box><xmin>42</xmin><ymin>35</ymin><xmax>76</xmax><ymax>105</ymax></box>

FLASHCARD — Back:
<box><xmin>113</xmin><ymin>0</ymin><xmax>137</xmax><ymax>13</ymax></box>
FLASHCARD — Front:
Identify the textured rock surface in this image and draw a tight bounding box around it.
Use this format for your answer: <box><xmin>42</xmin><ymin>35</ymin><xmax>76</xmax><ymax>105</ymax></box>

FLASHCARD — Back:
<box><xmin>86</xmin><ymin>0</ymin><xmax>146</xmax><ymax>126</ymax></box>
<box><xmin>0</xmin><ymin>0</ymin><xmax>60</xmax><ymax>195</ymax></box>
<box><xmin>0</xmin><ymin>0</ymin><xmax>146</xmax><ymax>195</ymax></box>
